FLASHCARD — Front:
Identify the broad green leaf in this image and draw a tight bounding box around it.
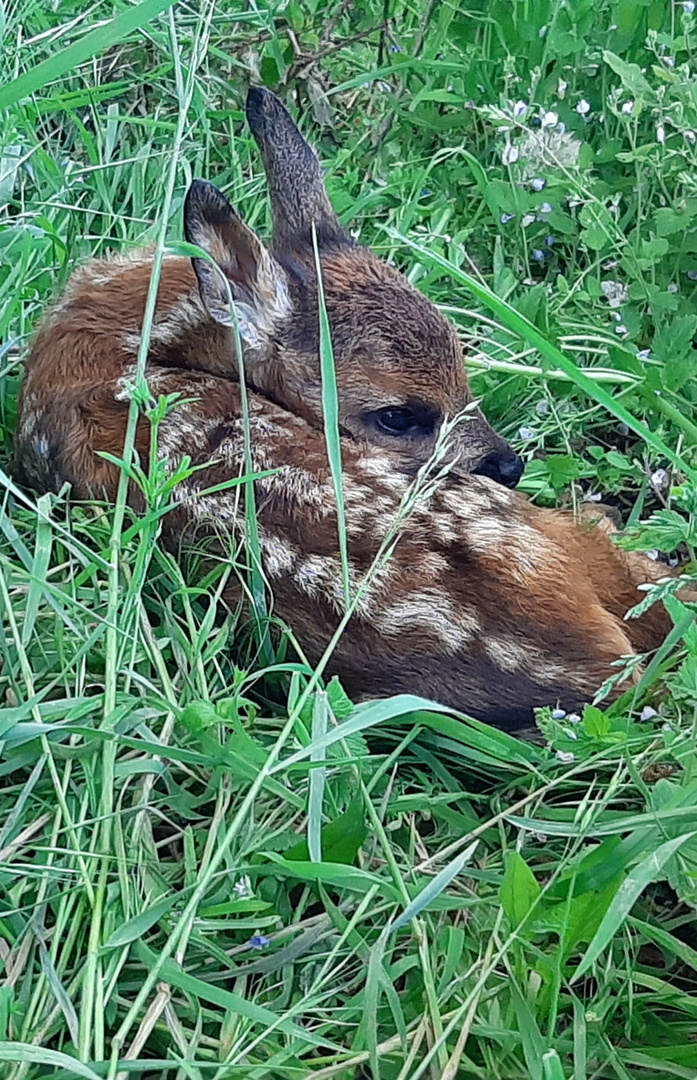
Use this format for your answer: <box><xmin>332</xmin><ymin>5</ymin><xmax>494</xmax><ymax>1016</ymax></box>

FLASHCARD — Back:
<box><xmin>500</xmin><ymin>851</ymin><xmax>541</xmax><ymax>927</ymax></box>
<box><xmin>104</xmin><ymin>892</ymin><xmax>180</xmax><ymax>949</ymax></box>
<box><xmin>603</xmin><ymin>50</ymin><xmax>655</xmax><ymax>99</ymax></box>
<box><xmin>285</xmin><ymin>797</ymin><xmax>368</xmax><ymax>865</ymax></box>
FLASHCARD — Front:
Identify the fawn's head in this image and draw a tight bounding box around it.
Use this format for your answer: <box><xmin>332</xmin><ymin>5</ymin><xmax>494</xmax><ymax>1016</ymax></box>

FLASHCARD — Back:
<box><xmin>184</xmin><ymin>87</ymin><xmax>522</xmax><ymax>487</ymax></box>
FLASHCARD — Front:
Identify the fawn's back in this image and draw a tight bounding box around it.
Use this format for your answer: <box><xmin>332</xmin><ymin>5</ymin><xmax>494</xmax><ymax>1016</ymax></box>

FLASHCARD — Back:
<box><xmin>14</xmin><ymin>88</ymin><xmax>671</xmax><ymax>729</ymax></box>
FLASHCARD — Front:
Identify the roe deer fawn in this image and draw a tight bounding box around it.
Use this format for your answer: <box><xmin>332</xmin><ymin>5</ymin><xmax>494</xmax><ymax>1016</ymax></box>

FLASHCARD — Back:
<box><xmin>14</xmin><ymin>87</ymin><xmax>672</xmax><ymax>729</ymax></box>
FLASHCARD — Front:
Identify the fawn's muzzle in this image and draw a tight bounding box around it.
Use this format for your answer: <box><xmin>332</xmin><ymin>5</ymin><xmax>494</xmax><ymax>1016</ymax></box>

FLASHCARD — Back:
<box><xmin>473</xmin><ymin>448</ymin><xmax>525</xmax><ymax>489</ymax></box>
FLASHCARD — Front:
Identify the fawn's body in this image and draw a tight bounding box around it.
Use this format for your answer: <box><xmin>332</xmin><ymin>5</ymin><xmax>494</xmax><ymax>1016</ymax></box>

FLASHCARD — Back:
<box><xmin>14</xmin><ymin>88</ymin><xmax>671</xmax><ymax>729</ymax></box>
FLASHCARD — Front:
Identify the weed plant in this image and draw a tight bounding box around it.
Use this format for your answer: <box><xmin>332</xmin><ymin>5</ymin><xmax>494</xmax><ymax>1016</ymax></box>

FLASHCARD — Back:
<box><xmin>2</xmin><ymin>1</ymin><xmax>697</xmax><ymax>1077</ymax></box>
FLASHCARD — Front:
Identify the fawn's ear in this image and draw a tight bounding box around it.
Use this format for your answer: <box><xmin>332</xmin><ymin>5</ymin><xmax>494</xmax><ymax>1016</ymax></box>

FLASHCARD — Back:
<box><xmin>184</xmin><ymin>179</ymin><xmax>290</xmax><ymax>349</ymax></box>
<box><xmin>246</xmin><ymin>86</ymin><xmax>351</xmax><ymax>252</ymax></box>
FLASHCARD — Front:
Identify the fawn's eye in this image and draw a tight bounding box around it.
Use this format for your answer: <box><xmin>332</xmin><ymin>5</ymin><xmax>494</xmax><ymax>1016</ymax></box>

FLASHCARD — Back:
<box><xmin>372</xmin><ymin>405</ymin><xmax>437</xmax><ymax>437</ymax></box>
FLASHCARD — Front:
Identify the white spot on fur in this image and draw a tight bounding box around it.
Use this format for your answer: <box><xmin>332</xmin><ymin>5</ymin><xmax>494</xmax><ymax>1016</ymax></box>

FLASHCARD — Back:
<box><xmin>259</xmin><ymin>532</ymin><xmax>298</xmax><ymax>577</ymax></box>
<box><xmin>484</xmin><ymin>635</ymin><xmax>531</xmax><ymax>673</ymax></box>
<box><xmin>376</xmin><ymin>589</ymin><xmax>479</xmax><ymax>653</ymax></box>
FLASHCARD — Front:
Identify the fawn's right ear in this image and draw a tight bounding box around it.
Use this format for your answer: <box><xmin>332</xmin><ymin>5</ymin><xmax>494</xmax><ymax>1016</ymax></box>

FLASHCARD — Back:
<box><xmin>184</xmin><ymin>179</ymin><xmax>291</xmax><ymax>350</ymax></box>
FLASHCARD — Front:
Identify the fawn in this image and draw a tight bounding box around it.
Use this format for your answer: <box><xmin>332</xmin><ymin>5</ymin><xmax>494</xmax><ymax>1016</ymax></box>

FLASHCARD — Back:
<box><xmin>14</xmin><ymin>87</ymin><xmax>671</xmax><ymax>730</ymax></box>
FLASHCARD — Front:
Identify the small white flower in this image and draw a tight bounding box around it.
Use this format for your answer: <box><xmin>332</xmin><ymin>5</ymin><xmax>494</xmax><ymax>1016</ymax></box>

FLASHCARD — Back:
<box><xmin>540</xmin><ymin>201</ymin><xmax>553</xmax><ymax>214</ymax></box>
<box><xmin>522</xmin><ymin>213</ymin><xmax>536</xmax><ymax>227</ymax></box>
<box><xmin>637</xmin><ymin>349</ymin><xmax>651</xmax><ymax>359</ymax></box>
<box><xmin>576</xmin><ymin>99</ymin><xmax>591</xmax><ymax>115</ymax></box>
<box><xmin>502</xmin><ymin>143</ymin><xmax>519</xmax><ymax>165</ymax></box>
<box><xmin>551</xmin><ymin>708</ymin><xmax>567</xmax><ymax>719</ymax></box>
<box><xmin>567</xmin><ymin>713</ymin><xmax>582</xmax><ymax>724</ymax></box>
<box><xmin>657</xmin><ymin>123</ymin><xmax>666</xmax><ymax>143</ymax></box>
<box><xmin>584</xmin><ymin>491</ymin><xmax>603</xmax><ymax>502</ymax></box>
<box><xmin>513</xmin><ymin>100</ymin><xmax>527</xmax><ymax>117</ymax></box>
<box><xmin>662</xmin><ymin>722</ymin><xmax>673</xmax><ymax>733</ymax></box>
<box><xmin>233</xmin><ymin>877</ymin><xmax>250</xmax><ymax>898</ymax></box>
<box><xmin>535</xmin><ymin>398</ymin><xmax>550</xmax><ymax>416</ymax></box>
<box><xmin>539</xmin><ymin>23</ymin><xmax>548</xmax><ymax>36</ymax></box>
<box><xmin>518</xmin><ymin>426</ymin><xmax>535</xmax><ymax>440</ymax></box>
<box><xmin>609</xmin><ymin>22</ymin><xmax>618</xmax><ymax>30</ymax></box>
<box><xmin>566</xmin><ymin>729</ymin><xmax>579</xmax><ymax>740</ymax></box>
<box><xmin>684</xmin><ymin>1</ymin><xmax>695</xmax><ymax>12</ymax></box>
<box><xmin>601</xmin><ymin>280</ymin><xmax>628</xmax><ymax>307</ymax></box>
<box><xmin>646</xmin><ymin>549</ymin><xmax>660</xmax><ymax>561</ymax></box>
<box><xmin>541</xmin><ymin>110</ymin><xmax>558</xmax><ymax>128</ymax></box>
<box><xmin>688</xmin><ymin>269</ymin><xmax>697</xmax><ymax>280</ymax></box>
<box><xmin>651</xmin><ymin>468</ymin><xmax>670</xmax><ymax>489</ymax></box>
<box><xmin>615</xmin><ymin>324</ymin><xmax>628</xmax><ymax>336</ymax></box>
<box><xmin>557</xmin><ymin>78</ymin><xmax>568</xmax><ymax>98</ymax></box>
<box><xmin>556</xmin><ymin>121</ymin><xmax>567</xmax><ymax>134</ymax></box>
<box><xmin>664</xmin><ymin>55</ymin><xmax>675</xmax><ymax>67</ymax></box>
<box><xmin>531</xmin><ymin>177</ymin><xmax>546</xmax><ymax>191</ymax></box>
<box><xmin>556</xmin><ymin>750</ymin><xmax>576</xmax><ymax>763</ymax></box>
<box><xmin>501</xmin><ymin>212</ymin><xmax>515</xmax><ymax>224</ymax></box>
<box><xmin>668</xmin><ymin>283</ymin><xmax>679</xmax><ymax>292</ymax></box>
<box><xmin>640</xmin><ymin>706</ymin><xmax>658</xmax><ymax>721</ymax></box>
<box><xmin>621</xmin><ymin>100</ymin><xmax>635</xmax><ymax>114</ymax></box>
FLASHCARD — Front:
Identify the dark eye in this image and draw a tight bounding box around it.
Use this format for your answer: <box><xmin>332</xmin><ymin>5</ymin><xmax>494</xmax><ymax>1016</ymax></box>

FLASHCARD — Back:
<box><xmin>372</xmin><ymin>405</ymin><xmax>437</xmax><ymax>437</ymax></box>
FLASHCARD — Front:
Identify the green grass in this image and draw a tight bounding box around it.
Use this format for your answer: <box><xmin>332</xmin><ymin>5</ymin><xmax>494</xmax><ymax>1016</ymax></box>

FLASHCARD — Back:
<box><xmin>3</xmin><ymin>1</ymin><xmax>697</xmax><ymax>1077</ymax></box>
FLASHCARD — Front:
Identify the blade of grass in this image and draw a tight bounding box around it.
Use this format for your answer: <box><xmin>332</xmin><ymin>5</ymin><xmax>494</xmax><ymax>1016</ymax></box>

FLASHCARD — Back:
<box><xmin>312</xmin><ymin>222</ymin><xmax>351</xmax><ymax>609</ymax></box>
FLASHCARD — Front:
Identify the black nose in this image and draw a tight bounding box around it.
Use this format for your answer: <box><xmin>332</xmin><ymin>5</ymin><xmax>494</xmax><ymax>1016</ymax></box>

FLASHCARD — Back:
<box><xmin>473</xmin><ymin>449</ymin><xmax>524</xmax><ymax>489</ymax></box>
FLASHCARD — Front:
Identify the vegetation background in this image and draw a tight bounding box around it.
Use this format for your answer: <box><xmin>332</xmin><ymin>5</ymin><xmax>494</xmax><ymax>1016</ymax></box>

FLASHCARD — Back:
<box><xmin>2</xmin><ymin>0</ymin><xmax>697</xmax><ymax>1076</ymax></box>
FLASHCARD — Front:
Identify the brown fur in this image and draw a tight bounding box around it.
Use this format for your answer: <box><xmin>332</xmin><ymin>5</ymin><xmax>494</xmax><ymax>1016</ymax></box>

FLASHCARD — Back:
<box><xmin>13</xmin><ymin>88</ymin><xmax>673</xmax><ymax>730</ymax></box>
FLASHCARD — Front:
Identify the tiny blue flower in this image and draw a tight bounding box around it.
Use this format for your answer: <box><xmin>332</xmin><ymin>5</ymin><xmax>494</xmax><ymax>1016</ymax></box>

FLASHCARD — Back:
<box><xmin>640</xmin><ymin>706</ymin><xmax>658</xmax><ymax>721</ymax></box>
<box><xmin>551</xmin><ymin>708</ymin><xmax>567</xmax><ymax>719</ymax></box>
<box><xmin>567</xmin><ymin>713</ymin><xmax>582</xmax><ymax>724</ymax></box>
<box><xmin>545</xmin><ymin>236</ymin><xmax>555</xmax><ymax>247</ymax></box>
<box><xmin>688</xmin><ymin>269</ymin><xmax>697</xmax><ymax>280</ymax></box>
<box><xmin>390</xmin><ymin>44</ymin><xmax>401</xmax><ymax>52</ymax></box>
<box><xmin>513</xmin><ymin>100</ymin><xmax>527</xmax><ymax>117</ymax></box>
<box><xmin>421</xmin><ymin>188</ymin><xmax>431</xmax><ymax>198</ymax></box>
<box><xmin>518</xmin><ymin>426</ymin><xmax>535</xmax><ymax>440</ymax></box>
<box><xmin>532</xmin><ymin>249</ymin><xmax>545</xmax><ymax>262</ymax></box>
<box><xmin>500</xmin><ymin>212</ymin><xmax>515</xmax><ymax>224</ymax></box>
<box><xmin>540</xmin><ymin>201</ymin><xmax>553</xmax><ymax>214</ymax></box>
<box><xmin>530</xmin><ymin>178</ymin><xmax>546</xmax><ymax>192</ymax></box>
<box><xmin>248</xmin><ymin>934</ymin><xmax>271</xmax><ymax>950</ymax></box>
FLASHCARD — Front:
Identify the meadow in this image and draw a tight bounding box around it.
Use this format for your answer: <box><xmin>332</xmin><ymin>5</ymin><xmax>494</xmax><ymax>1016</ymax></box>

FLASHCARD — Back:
<box><xmin>2</xmin><ymin>0</ymin><xmax>697</xmax><ymax>1077</ymax></box>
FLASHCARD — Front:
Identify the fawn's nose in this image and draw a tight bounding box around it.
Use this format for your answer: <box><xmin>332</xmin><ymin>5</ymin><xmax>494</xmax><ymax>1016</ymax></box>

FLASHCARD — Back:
<box><xmin>473</xmin><ymin>449</ymin><xmax>524</xmax><ymax>489</ymax></box>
